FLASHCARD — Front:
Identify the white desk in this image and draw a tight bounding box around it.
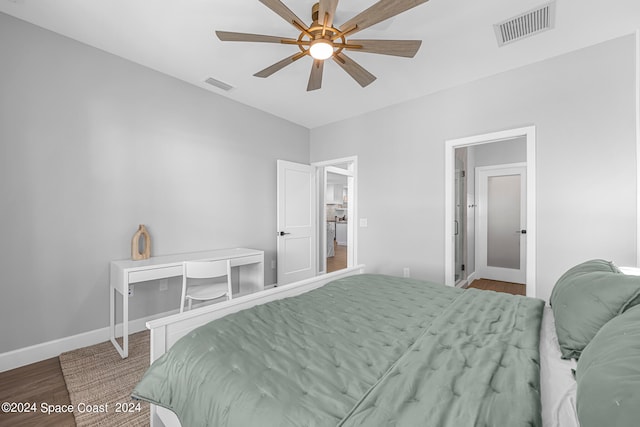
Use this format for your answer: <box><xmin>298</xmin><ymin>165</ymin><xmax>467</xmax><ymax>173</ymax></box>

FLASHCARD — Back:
<box><xmin>109</xmin><ymin>247</ymin><xmax>264</xmax><ymax>358</ymax></box>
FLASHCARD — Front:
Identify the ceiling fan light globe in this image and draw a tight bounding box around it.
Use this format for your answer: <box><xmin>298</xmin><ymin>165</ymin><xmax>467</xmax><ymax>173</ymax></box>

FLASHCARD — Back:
<box><xmin>309</xmin><ymin>40</ymin><xmax>333</xmax><ymax>60</ymax></box>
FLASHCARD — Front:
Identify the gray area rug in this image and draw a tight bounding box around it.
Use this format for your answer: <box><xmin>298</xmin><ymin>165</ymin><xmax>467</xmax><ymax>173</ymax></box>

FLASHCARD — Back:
<box><xmin>59</xmin><ymin>331</ymin><xmax>150</xmax><ymax>427</ymax></box>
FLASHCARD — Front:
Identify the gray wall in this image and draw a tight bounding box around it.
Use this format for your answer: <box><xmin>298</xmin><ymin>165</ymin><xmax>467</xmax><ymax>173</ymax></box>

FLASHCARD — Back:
<box><xmin>1</xmin><ymin>12</ymin><xmax>637</xmax><ymax>355</ymax></box>
<box><xmin>311</xmin><ymin>34</ymin><xmax>637</xmax><ymax>302</ymax></box>
<box><xmin>0</xmin><ymin>13</ymin><xmax>309</xmax><ymax>353</ymax></box>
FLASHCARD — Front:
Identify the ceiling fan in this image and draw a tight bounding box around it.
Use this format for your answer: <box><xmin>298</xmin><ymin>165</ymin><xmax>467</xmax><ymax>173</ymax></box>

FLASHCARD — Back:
<box><xmin>216</xmin><ymin>0</ymin><xmax>429</xmax><ymax>91</ymax></box>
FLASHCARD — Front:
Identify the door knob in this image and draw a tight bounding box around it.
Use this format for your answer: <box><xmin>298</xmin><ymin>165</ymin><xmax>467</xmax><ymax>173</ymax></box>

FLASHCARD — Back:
<box><xmin>278</xmin><ymin>231</ymin><xmax>291</xmax><ymax>236</ymax></box>
<box><xmin>516</xmin><ymin>230</ymin><xmax>527</xmax><ymax>234</ymax></box>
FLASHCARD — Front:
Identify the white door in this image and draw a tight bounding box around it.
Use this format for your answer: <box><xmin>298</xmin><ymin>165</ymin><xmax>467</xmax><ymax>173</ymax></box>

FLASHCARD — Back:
<box><xmin>277</xmin><ymin>160</ymin><xmax>316</xmax><ymax>285</ymax></box>
<box><xmin>476</xmin><ymin>164</ymin><xmax>526</xmax><ymax>284</ymax></box>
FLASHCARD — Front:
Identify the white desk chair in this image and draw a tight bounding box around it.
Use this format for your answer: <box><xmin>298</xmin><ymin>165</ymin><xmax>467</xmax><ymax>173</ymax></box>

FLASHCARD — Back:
<box><xmin>180</xmin><ymin>259</ymin><xmax>232</xmax><ymax>313</ymax></box>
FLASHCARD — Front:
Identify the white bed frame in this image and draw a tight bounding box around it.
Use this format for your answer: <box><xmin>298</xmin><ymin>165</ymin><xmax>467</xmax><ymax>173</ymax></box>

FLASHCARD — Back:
<box><xmin>145</xmin><ymin>265</ymin><xmax>366</xmax><ymax>427</ymax></box>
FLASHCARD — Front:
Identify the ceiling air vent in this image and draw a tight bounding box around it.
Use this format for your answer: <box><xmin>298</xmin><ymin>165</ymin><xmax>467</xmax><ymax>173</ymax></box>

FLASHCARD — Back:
<box><xmin>204</xmin><ymin>77</ymin><xmax>233</xmax><ymax>91</ymax></box>
<box><xmin>494</xmin><ymin>1</ymin><xmax>556</xmax><ymax>47</ymax></box>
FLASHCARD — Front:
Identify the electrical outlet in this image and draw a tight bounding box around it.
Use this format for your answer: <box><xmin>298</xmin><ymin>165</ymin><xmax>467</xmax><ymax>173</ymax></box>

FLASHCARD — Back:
<box><xmin>128</xmin><ymin>285</ymin><xmax>134</xmax><ymax>297</ymax></box>
<box><xmin>403</xmin><ymin>267</ymin><xmax>410</xmax><ymax>278</ymax></box>
<box><xmin>159</xmin><ymin>279</ymin><xmax>169</xmax><ymax>291</ymax></box>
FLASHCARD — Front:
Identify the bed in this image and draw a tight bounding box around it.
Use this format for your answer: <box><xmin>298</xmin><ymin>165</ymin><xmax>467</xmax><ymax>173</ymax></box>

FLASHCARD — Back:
<box><xmin>133</xmin><ymin>261</ymin><xmax>640</xmax><ymax>427</ymax></box>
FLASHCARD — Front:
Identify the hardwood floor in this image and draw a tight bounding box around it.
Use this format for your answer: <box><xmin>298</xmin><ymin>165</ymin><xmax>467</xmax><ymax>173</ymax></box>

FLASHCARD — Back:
<box><xmin>467</xmin><ymin>278</ymin><xmax>526</xmax><ymax>296</ymax></box>
<box><xmin>326</xmin><ymin>241</ymin><xmax>347</xmax><ymax>273</ymax></box>
<box><xmin>0</xmin><ymin>357</ymin><xmax>75</xmax><ymax>426</ymax></box>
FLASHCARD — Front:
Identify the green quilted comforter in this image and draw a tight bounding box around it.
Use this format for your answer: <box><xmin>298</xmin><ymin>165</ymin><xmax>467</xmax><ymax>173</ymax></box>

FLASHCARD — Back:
<box><xmin>133</xmin><ymin>274</ymin><xmax>545</xmax><ymax>427</ymax></box>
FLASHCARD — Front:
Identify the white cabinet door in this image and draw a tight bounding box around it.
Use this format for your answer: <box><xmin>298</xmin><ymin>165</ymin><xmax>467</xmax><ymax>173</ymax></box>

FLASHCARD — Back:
<box><xmin>336</xmin><ymin>223</ymin><xmax>347</xmax><ymax>246</ymax></box>
<box><xmin>326</xmin><ymin>184</ymin><xmax>343</xmax><ymax>204</ymax></box>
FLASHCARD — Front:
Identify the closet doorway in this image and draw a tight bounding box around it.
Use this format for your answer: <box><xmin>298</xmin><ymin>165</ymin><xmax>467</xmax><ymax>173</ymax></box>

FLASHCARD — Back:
<box><xmin>444</xmin><ymin>126</ymin><xmax>537</xmax><ymax>297</ymax></box>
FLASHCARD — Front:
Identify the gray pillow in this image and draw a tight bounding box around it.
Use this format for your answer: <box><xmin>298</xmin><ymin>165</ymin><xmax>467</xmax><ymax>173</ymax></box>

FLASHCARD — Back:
<box><xmin>550</xmin><ymin>259</ymin><xmax>640</xmax><ymax>359</ymax></box>
<box><xmin>576</xmin><ymin>304</ymin><xmax>640</xmax><ymax>427</ymax></box>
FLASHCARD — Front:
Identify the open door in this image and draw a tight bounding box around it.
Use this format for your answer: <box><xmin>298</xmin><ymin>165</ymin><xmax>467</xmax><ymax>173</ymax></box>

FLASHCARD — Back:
<box><xmin>277</xmin><ymin>160</ymin><xmax>316</xmax><ymax>285</ymax></box>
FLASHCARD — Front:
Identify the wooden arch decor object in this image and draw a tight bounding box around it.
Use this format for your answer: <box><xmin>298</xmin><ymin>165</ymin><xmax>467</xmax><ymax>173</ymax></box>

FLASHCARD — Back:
<box><xmin>131</xmin><ymin>224</ymin><xmax>151</xmax><ymax>260</ymax></box>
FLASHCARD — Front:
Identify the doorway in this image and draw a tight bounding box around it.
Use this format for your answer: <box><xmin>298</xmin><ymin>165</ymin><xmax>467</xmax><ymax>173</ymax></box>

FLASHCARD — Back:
<box><xmin>276</xmin><ymin>157</ymin><xmax>358</xmax><ymax>285</ymax></box>
<box><xmin>312</xmin><ymin>157</ymin><xmax>357</xmax><ymax>275</ymax></box>
<box><xmin>325</xmin><ymin>168</ymin><xmax>348</xmax><ymax>272</ymax></box>
<box><xmin>444</xmin><ymin>126</ymin><xmax>537</xmax><ymax>297</ymax></box>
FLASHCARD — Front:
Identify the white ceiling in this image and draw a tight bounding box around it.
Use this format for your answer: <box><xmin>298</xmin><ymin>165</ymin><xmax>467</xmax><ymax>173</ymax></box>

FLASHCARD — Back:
<box><xmin>2</xmin><ymin>0</ymin><xmax>639</xmax><ymax>128</ymax></box>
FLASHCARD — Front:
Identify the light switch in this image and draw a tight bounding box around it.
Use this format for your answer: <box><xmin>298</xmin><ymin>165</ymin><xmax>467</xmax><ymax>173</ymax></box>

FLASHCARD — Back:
<box><xmin>359</xmin><ymin>218</ymin><xmax>368</xmax><ymax>227</ymax></box>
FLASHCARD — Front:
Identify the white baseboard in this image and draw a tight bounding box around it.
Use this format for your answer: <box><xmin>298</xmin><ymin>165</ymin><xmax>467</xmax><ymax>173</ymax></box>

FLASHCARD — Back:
<box><xmin>454</xmin><ymin>272</ymin><xmax>476</xmax><ymax>289</ymax></box>
<box><xmin>0</xmin><ymin>309</ymin><xmax>178</xmax><ymax>373</ymax></box>
<box><xmin>466</xmin><ymin>272</ymin><xmax>476</xmax><ymax>285</ymax></box>
<box><xmin>454</xmin><ymin>279</ymin><xmax>468</xmax><ymax>289</ymax></box>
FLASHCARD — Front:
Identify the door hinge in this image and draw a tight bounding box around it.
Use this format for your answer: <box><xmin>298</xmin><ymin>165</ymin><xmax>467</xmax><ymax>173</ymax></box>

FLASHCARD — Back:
<box><xmin>461</xmin><ymin>264</ymin><xmax>465</xmax><ymax>271</ymax></box>
<box><xmin>461</xmin><ymin>170</ymin><xmax>466</xmax><ymax>178</ymax></box>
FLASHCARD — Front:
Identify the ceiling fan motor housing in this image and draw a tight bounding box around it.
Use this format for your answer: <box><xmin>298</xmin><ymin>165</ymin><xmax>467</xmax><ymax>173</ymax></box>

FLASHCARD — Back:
<box><xmin>308</xmin><ymin>3</ymin><xmax>336</xmax><ymax>59</ymax></box>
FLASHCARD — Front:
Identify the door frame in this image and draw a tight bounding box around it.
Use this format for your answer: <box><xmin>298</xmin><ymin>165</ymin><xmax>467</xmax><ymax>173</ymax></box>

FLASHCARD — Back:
<box><xmin>475</xmin><ymin>163</ymin><xmax>527</xmax><ymax>284</ymax></box>
<box><xmin>311</xmin><ymin>156</ymin><xmax>358</xmax><ymax>274</ymax></box>
<box><xmin>444</xmin><ymin>126</ymin><xmax>537</xmax><ymax>297</ymax></box>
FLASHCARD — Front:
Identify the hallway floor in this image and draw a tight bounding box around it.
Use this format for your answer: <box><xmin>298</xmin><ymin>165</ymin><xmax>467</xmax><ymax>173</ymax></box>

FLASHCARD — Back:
<box><xmin>467</xmin><ymin>279</ymin><xmax>526</xmax><ymax>296</ymax></box>
<box><xmin>327</xmin><ymin>241</ymin><xmax>347</xmax><ymax>273</ymax></box>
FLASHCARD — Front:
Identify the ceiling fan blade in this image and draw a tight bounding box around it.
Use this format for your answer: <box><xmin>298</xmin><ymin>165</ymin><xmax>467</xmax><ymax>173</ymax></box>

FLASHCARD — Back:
<box><xmin>333</xmin><ymin>53</ymin><xmax>376</xmax><ymax>87</ymax></box>
<box><xmin>346</xmin><ymin>39</ymin><xmax>422</xmax><ymax>58</ymax></box>
<box><xmin>259</xmin><ymin>0</ymin><xmax>309</xmax><ymax>31</ymax></box>
<box><xmin>339</xmin><ymin>0</ymin><xmax>429</xmax><ymax>36</ymax></box>
<box><xmin>216</xmin><ymin>31</ymin><xmax>296</xmax><ymax>44</ymax></box>
<box><xmin>318</xmin><ymin>0</ymin><xmax>339</xmax><ymax>28</ymax></box>
<box><xmin>254</xmin><ymin>52</ymin><xmax>306</xmax><ymax>78</ymax></box>
<box><xmin>307</xmin><ymin>59</ymin><xmax>324</xmax><ymax>91</ymax></box>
